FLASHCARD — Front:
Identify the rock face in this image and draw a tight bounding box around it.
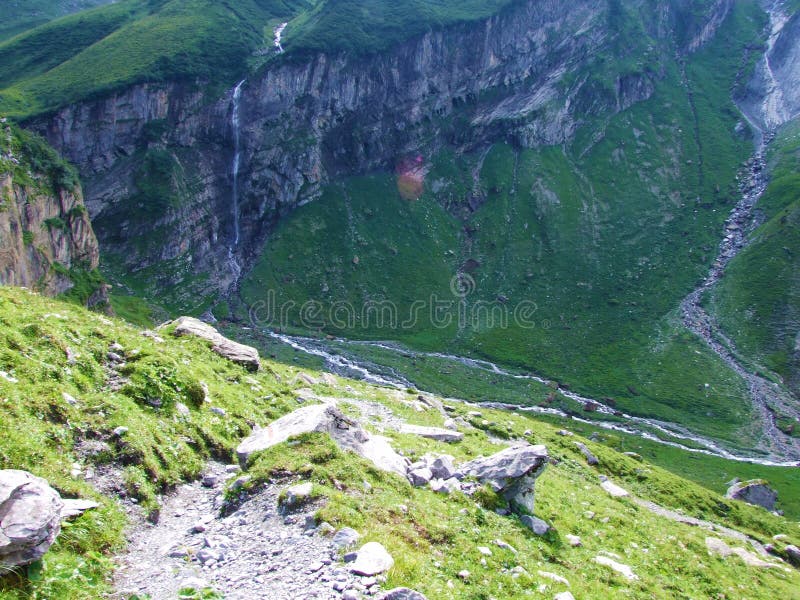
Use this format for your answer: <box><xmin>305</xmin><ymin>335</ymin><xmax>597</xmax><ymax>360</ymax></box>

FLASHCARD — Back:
<box><xmin>0</xmin><ymin>470</ymin><xmax>64</xmax><ymax>567</ymax></box>
<box><xmin>30</xmin><ymin>0</ymin><xmax>730</xmax><ymax>302</ymax></box>
<box><xmin>725</xmin><ymin>480</ymin><xmax>778</xmax><ymax>511</ymax></box>
<box><xmin>171</xmin><ymin>317</ymin><xmax>261</xmax><ymax>371</ymax></box>
<box><xmin>457</xmin><ymin>444</ymin><xmax>548</xmax><ymax>514</ymax></box>
<box><xmin>0</xmin><ymin>125</ymin><xmax>101</xmax><ymax>300</ymax></box>
<box><xmin>237</xmin><ymin>403</ymin><xmax>409</xmax><ymax>475</ymax></box>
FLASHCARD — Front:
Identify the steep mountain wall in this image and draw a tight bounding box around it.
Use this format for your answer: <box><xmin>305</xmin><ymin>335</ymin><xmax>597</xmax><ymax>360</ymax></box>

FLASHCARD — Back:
<box><xmin>0</xmin><ymin>123</ymin><xmax>100</xmax><ymax>298</ymax></box>
<box><xmin>31</xmin><ymin>0</ymin><xmax>732</xmax><ymax>309</ymax></box>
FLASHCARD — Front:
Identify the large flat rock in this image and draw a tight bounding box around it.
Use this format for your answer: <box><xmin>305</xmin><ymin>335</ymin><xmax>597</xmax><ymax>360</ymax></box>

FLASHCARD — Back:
<box><xmin>399</xmin><ymin>424</ymin><xmax>463</xmax><ymax>442</ymax></box>
<box><xmin>237</xmin><ymin>404</ymin><xmax>408</xmax><ymax>476</ymax></box>
<box><xmin>171</xmin><ymin>317</ymin><xmax>260</xmax><ymax>371</ymax></box>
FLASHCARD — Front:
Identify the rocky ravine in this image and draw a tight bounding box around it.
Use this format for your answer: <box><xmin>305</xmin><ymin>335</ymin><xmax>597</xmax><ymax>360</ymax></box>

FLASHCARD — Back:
<box><xmin>680</xmin><ymin>0</ymin><xmax>800</xmax><ymax>461</ymax></box>
<box><xmin>30</xmin><ymin>0</ymin><xmax>732</xmax><ymax>301</ymax></box>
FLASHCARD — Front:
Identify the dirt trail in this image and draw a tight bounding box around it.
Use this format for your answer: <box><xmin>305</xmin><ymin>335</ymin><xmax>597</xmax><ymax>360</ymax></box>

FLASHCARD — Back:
<box><xmin>114</xmin><ymin>463</ymin><xmax>367</xmax><ymax>600</ymax></box>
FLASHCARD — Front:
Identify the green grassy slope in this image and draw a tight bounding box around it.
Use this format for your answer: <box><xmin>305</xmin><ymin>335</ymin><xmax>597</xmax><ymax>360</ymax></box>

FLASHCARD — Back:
<box><xmin>240</xmin><ymin>0</ymin><xmax>770</xmax><ymax>448</ymax></box>
<box><xmin>0</xmin><ymin>0</ymin><xmax>116</xmax><ymax>42</ymax></box>
<box><xmin>0</xmin><ymin>285</ymin><xmax>798</xmax><ymax>599</ymax></box>
<box><xmin>0</xmin><ymin>0</ymin><xmax>525</xmax><ymax>118</ymax></box>
<box><xmin>709</xmin><ymin>121</ymin><xmax>800</xmax><ymax>417</ymax></box>
<box><xmin>0</xmin><ymin>0</ymin><xmax>310</xmax><ymax>117</ymax></box>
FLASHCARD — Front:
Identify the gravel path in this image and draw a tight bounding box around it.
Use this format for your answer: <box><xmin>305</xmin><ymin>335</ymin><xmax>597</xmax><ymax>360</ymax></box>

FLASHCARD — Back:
<box><xmin>114</xmin><ymin>463</ymin><xmax>372</xmax><ymax>600</ymax></box>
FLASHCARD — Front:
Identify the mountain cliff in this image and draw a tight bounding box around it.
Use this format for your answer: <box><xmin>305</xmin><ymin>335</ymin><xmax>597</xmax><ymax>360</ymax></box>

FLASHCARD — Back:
<box><xmin>0</xmin><ymin>121</ymin><xmax>104</xmax><ymax>304</ymax></box>
<box><xmin>29</xmin><ymin>0</ymin><xmax>726</xmax><ymax>309</ymax></box>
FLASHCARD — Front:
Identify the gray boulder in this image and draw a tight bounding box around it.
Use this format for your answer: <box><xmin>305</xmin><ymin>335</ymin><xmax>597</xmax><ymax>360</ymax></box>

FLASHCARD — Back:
<box><xmin>725</xmin><ymin>480</ymin><xmax>778</xmax><ymax>511</ymax></box>
<box><xmin>574</xmin><ymin>442</ymin><xmax>599</xmax><ymax>466</ymax></box>
<box><xmin>0</xmin><ymin>470</ymin><xmax>64</xmax><ymax>567</ymax></box>
<box><xmin>377</xmin><ymin>588</ymin><xmax>428</xmax><ymax>600</ymax></box>
<box><xmin>407</xmin><ymin>467</ymin><xmax>433</xmax><ymax>487</ymax></box>
<box><xmin>457</xmin><ymin>444</ymin><xmax>549</xmax><ymax>514</ymax></box>
<box><xmin>279</xmin><ymin>482</ymin><xmax>313</xmax><ymax>511</ymax></box>
<box><xmin>332</xmin><ymin>527</ymin><xmax>361</xmax><ymax>549</ymax></box>
<box><xmin>171</xmin><ymin>317</ymin><xmax>260</xmax><ymax>371</ymax></box>
<box><xmin>785</xmin><ymin>544</ymin><xmax>800</xmax><ymax>566</ymax></box>
<box><xmin>350</xmin><ymin>542</ymin><xmax>394</xmax><ymax>576</ymax></box>
<box><xmin>520</xmin><ymin>515</ymin><xmax>550</xmax><ymax>535</ymax></box>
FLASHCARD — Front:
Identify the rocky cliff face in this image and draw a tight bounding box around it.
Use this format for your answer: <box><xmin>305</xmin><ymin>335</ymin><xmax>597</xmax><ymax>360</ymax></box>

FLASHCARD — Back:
<box><xmin>32</xmin><ymin>0</ymin><xmax>734</xmax><ymax>309</ymax></box>
<box><xmin>0</xmin><ymin>123</ymin><xmax>100</xmax><ymax>299</ymax></box>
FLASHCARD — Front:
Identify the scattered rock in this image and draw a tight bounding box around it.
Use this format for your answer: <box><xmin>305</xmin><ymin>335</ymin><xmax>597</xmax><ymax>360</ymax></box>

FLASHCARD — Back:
<box><xmin>279</xmin><ymin>482</ymin><xmax>313</xmax><ymax>511</ymax></box>
<box><xmin>407</xmin><ymin>468</ymin><xmax>433</xmax><ymax>487</ymax></box>
<box><xmin>399</xmin><ymin>424</ymin><xmax>464</xmax><ymax>442</ymax></box>
<box><xmin>565</xmin><ymin>534</ymin><xmax>582</xmax><ymax>547</ymax></box>
<box><xmin>350</xmin><ymin>542</ymin><xmax>394</xmax><ymax>576</ymax></box>
<box><xmin>60</xmin><ymin>499</ymin><xmax>100</xmax><ymax>519</ymax></box>
<box><xmin>538</xmin><ymin>571</ymin><xmax>569</xmax><ymax>586</ymax></box>
<box><xmin>333</xmin><ymin>527</ymin><xmax>361</xmax><ymax>549</ymax></box>
<box><xmin>520</xmin><ymin>515</ymin><xmax>550</xmax><ymax>535</ymax></box>
<box><xmin>457</xmin><ymin>444</ymin><xmax>549</xmax><ymax>514</ymax></box>
<box><xmin>377</xmin><ymin>588</ymin><xmax>428</xmax><ymax>600</ymax></box>
<box><xmin>784</xmin><ymin>544</ymin><xmax>800</xmax><ymax>566</ymax></box>
<box><xmin>593</xmin><ymin>555</ymin><xmax>639</xmax><ymax>580</ymax></box>
<box><xmin>175</xmin><ymin>402</ymin><xmax>190</xmax><ymax>417</ymax></box>
<box><xmin>62</xmin><ymin>392</ymin><xmax>79</xmax><ymax>406</ymax></box>
<box><xmin>705</xmin><ymin>537</ymin><xmax>781</xmax><ymax>568</ymax></box>
<box><xmin>477</xmin><ymin>546</ymin><xmax>492</xmax><ymax>556</ymax></box>
<box><xmin>171</xmin><ymin>316</ymin><xmax>260</xmax><ymax>371</ymax></box>
<box><xmin>0</xmin><ymin>470</ymin><xmax>64</xmax><ymax>567</ymax></box>
<box><xmin>113</xmin><ymin>426</ymin><xmax>129</xmax><ymax>438</ymax></box>
<box><xmin>599</xmin><ymin>476</ymin><xmax>629</xmax><ymax>497</ymax></box>
<box><xmin>725</xmin><ymin>480</ymin><xmax>778</xmax><ymax>511</ymax></box>
<box><xmin>430</xmin><ymin>478</ymin><xmax>460</xmax><ymax>495</ymax></box>
<box><xmin>495</xmin><ymin>539</ymin><xmax>517</xmax><ymax>553</ymax></box>
<box><xmin>554</xmin><ymin>592</ymin><xmax>576</xmax><ymax>600</ymax></box>
<box><xmin>201</xmin><ymin>473</ymin><xmax>220</xmax><ymax>488</ymax></box>
<box><xmin>457</xmin><ymin>570</ymin><xmax>470</xmax><ymax>580</ymax></box>
<box><xmin>575</xmin><ymin>442</ymin><xmax>599</xmax><ymax>466</ymax></box>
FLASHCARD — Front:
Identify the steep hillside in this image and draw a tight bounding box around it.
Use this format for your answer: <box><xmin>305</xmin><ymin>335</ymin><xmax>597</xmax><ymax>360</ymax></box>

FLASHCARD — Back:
<box><xmin>4</xmin><ymin>0</ymin><xmax>793</xmax><ymax>460</ymax></box>
<box><xmin>0</xmin><ymin>0</ymin><xmax>116</xmax><ymax>42</ymax></box>
<box><xmin>0</xmin><ymin>121</ymin><xmax>104</xmax><ymax>304</ymax></box>
<box><xmin>239</xmin><ymin>0</ymin><xmax>778</xmax><ymax>454</ymax></box>
<box><xmin>0</xmin><ymin>286</ymin><xmax>798</xmax><ymax>599</ymax></box>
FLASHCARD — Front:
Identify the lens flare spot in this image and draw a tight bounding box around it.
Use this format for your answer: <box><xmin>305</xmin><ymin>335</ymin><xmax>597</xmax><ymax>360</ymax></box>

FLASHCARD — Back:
<box><xmin>395</xmin><ymin>154</ymin><xmax>427</xmax><ymax>200</ymax></box>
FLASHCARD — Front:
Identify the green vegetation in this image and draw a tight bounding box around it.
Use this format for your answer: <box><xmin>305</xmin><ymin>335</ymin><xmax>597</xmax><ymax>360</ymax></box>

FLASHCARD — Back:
<box><xmin>0</xmin><ymin>0</ymin><xmax>307</xmax><ymax>117</ymax></box>
<box><xmin>0</xmin><ymin>286</ymin><xmax>300</xmax><ymax>598</ymax></box>
<box><xmin>1</xmin><ymin>286</ymin><xmax>797</xmax><ymax>599</ymax></box>
<box><xmin>0</xmin><ymin>0</ymin><xmax>116</xmax><ymax>42</ymax></box>
<box><xmin>240</xmin><ymin>0</ymin><xmax>768</xmax><ymax>450</ymax></box>
<box><xmin>709</xmin><ymin>120</ymin><xmax>800</xmax><ymax>401</ymax></box>
<box><xmin>0</xmin><ymin>120</ymin><xmax>79</xmax><ymax>194</ymax></box>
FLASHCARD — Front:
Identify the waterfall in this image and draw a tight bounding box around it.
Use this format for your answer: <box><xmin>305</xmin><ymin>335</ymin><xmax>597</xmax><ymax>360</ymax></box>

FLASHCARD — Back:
<box><xmin>228</xmin><ymin>80</ymin><xmax>245</xmax><ymax>281</ymax></box>
<box><xmin>274</xmin><ymin>22</ymin><xmax>288</xmax><ymax>53</ymax></box>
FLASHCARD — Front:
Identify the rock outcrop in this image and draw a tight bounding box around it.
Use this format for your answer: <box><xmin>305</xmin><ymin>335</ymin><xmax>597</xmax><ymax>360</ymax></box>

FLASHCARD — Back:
<box><xmin>0</xmin><ymin>470</ymin><xmax>64</xmax><ymax>567</ymax></box>
<box><xmin>30</xmin><ymin>0</ymin><xmax>730</xmax><ymax>302</ymax></box>
<box><xmin>236</xmin><ymin>403</ymin><xmax>409</xmax><ymax>475</ymax></box>
<box><xmin>725</xmin><ymin>480</ymin><xmax>778</xmax><ymax>511</ymax></box>
<box><xmin>170</xmin><ymin>317</ymin><xmax>261</xmax><ymax>371</ymax></box>
<box><xmin>0</xmin><ymin>123</ymin><xmax>101</xmax><ymax>300</ymax></box>
<box><xmin>456</xmin><ymin>444</ymin><xmax>549</xmax><ymax>514</ymax></box>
